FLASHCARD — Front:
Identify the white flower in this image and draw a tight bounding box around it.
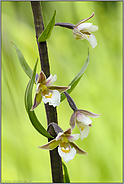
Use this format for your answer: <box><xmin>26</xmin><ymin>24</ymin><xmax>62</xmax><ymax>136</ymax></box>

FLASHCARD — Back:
<box><xmin>30</xmin><ymin>70</ymin><xmax>70</xmax><ymax>110</ymax></box>
<box><xmin>70</xmin><ymin>109</ymin><xmax>101</xmax><ymax>140</ymax></box>
<box><xmin>73</xmin><ymin>12</ymin><xmax>98</xmax><ymax>48</ymax></box>
<box><xmin>58</xmin><ymin>146</ymin><xmax>76</xmax><ymax>163</ymax></box>
<box><xmin>38</xmin><ymin>128</ymin><xmax>87</xmax><ymax>163</ymax></box>
<box><xmin>42</xmin><ymin>90</ymin><xmax>60</xmax><ymax>107</ymax></box>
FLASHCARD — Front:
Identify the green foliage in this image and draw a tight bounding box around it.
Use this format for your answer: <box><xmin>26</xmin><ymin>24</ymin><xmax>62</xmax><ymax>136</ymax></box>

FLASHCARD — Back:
<box><xmin>61</xmin><ymin>49</ymin><xmax>89</xmax><ymax>102</ymax></box>
<box><xmin>12</xmin><ymin>42</ymin><xmax>33</xmax><ymax>79</ymax></box>
<box><xmin>12</xmin><ymin>42</ymin><xmax>52</xmax><ymax>138</ymax></box>
<box><xmin>38</xmin><ymin>10</ymin><xmax>56</xmax><ymax>42</ymax></box>
<box><xmin>24</xmin><ymin>59</ymin><xmax>53</xmax><ymax>138</ymax></box>
<box><xmin>62</xmin><ymin>162</ymin><xmax>70</xmax><ymax>183</ymax></box>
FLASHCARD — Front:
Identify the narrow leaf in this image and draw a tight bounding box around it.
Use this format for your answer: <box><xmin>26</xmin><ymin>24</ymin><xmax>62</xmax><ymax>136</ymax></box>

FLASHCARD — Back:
<box><xmin>25</xmin><ymin>59</ymin><xmax>53</xmax><ymax>138</ymax></box>
<box><xmin>38</xmin><ymin>10</ymin><xmax>56</xmax><ymax>42</ymax></box>
<box><xmin>61</xmin><ymin>49</ymin><xmax>89</xmax><ymax>102</ymax></box>
<box><xmin>11</xmin><ymin>42</ymin><xmax>33</xmax><ymax>78</ymax></box>
<box><xmin>62</xmin><ymin>162</ymin><xmax>70</xmax><ymax>183</ymax></box>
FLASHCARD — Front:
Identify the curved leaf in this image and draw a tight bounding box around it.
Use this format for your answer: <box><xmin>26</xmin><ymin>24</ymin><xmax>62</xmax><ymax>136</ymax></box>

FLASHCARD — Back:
<box><xmin>11</xmin><ymin>41</ymin><xmax>33</xmax><ymax>78</ymax></box>
<box><xmin>61</xmin><ymin>49</ymin><xmax>89</xmax><ymax>102</ymax></box>
<box><xmin>62</xmin><ymin>162</ymin><xmax>70</xmax><ymax>183</ymax></box>
<box><xmin>25</xmin><ymin>59</ymin><xmax>53</xmax><ymax>138</ymax></box>
<box><xmin>38</xmin><ymin>10</ymin><xmax>56</xmax><ymax>42</ymax></box>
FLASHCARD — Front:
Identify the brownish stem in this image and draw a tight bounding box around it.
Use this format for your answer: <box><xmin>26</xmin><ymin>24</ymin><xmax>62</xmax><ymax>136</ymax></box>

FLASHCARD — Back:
<box><xmin>30</xmin><ymin>1</ymin><xmax>63</xmax><ymax>183</ymax></box>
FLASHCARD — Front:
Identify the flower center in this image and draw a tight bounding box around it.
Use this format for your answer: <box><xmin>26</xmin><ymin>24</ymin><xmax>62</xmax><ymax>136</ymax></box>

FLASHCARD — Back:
<box><xmin>79</xmin><ymin>126</ymin><xmax>84</xmax><ymax>131</ymax></box>
<box><xmin>62</xmin><ymin>137</ymin><xmax>68</xmax><ymax>143</ymax></box>
<box><xmin>61</xmin><ymin>147</ymin><xmax>70</xmax><ymax>153</ymax></box>
<box><xmin>41</xmin><ymin>85</ymin><xmax>47</xmax><ymax>92</ymax></box>
<box><xmin>45</xmin><ymin>93</ymin><xmax>52</xmax><ymax>98</ymax></box>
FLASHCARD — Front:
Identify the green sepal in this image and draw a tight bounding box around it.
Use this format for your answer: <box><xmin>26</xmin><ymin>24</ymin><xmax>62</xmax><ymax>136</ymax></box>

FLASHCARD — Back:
<box><xmin>12</xmin><ymin>42</ymin><xmax>33</xmax><ymax>79</ymax></box>
<box><xmin>38</xmin><ymin>10</ymin><xmax>56</xmax><ymax>42</ymax></box>
<box><xmin>61</xmin><ymin>49</ymin><xmax>89</xmax><ymax>102</ymax></box>
<box><xmin>24</xmin><ymin>59</ymin><xmax>53</xmax><ymax>138</ymax></box>
<box><xmin>62</xmin><ymin>161</ymin><xmax>70</xmax><ymax>183</ymax></box>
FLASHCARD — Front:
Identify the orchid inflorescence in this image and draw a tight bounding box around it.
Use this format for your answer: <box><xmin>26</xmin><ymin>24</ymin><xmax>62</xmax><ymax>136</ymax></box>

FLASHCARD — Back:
<box><xmin>31</xmin><ymin>12</ymin><xmax>100</xmax><ymax>163</ymax></box>
<box><xmin>13</xmin><ymin>7</ymin><xmax>100</xmax><ymax>183</ymax></box>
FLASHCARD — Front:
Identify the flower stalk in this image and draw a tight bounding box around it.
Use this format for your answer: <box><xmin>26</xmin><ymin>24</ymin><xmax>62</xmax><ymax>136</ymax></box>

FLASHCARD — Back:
<box><xmin>31</xmin><ymin>1</ymin><xmax>63</xmax><ymax>182</ymax></box>
<box><xmin>55</xmin><ymin>22</ymin><xmax>75</xmax><ymax>29</ymax></box>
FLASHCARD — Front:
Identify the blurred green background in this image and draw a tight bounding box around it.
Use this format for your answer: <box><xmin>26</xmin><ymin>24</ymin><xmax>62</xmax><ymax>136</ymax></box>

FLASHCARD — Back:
<box><xmin>1</xmin><ymin>1</ymin><xmax>123</xmax><ymax>183</ymax></box>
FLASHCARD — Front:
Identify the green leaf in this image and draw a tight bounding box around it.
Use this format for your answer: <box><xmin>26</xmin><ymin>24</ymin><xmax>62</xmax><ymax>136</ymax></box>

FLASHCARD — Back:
<box><xmin>62</xmin><ymin>162</ymin><xmax>70</xmax><ymax>183</ymax></box>
<box><xmin>25</xmin><ymin>59</ymin><xmax>53</xmax><ymax>138</ymax></box>
<box><xmin>61</xmin><ymin>49</ymin><xmax>89</xmax><ymax>102</ymax></box>
<box><xmin>12</xmin><ymin>41</ymin><xmax>33</xmax><ymax>78</ymax></box>
<box><xmin>38</xmin><ymin>10</ymin><xmax>56</xmax><ymax>42</ymax></box>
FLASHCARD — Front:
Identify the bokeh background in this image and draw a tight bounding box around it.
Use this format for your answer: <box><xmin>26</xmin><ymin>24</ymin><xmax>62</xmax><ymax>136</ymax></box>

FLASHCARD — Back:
<box><xmin>1</xmin><ymin>1</ymin><xmax>123</xmax><ymax>183</ymax></box>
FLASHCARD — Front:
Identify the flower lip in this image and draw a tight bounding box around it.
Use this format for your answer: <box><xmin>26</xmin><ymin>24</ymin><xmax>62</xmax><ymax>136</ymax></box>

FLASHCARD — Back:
<box><xmin>58</xmin><ymin>146</ymin><xmax>76</xmax><ymax>163</ymax></box>
<box><xmin>42</xmin><ymin>90</ymin><xmax>61</xmax><ymax>107</ymax></box>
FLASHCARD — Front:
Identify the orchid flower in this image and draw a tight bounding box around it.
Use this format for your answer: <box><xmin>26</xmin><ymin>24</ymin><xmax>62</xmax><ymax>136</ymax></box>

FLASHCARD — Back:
<box><xmin>38</xmin><ymin>128</ymin><xmax>87</xmax><ymax>163</ymax></box>
<box><xmin>70</xmin><ymin>109</ymin><xmax>100</xmax><ymax>140</ymax></box>
<box><xmin>30</xmin><ymin>70</ymin><xmax>70</xmax><ymax>110</ymax></box>
<box><xmin>73</xmin><ymin>12</ymin><xmax>98</xmax><ymax>48</ymax></box>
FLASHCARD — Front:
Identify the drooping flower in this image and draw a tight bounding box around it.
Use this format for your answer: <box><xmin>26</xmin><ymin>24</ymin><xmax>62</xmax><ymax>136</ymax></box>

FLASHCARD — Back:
<box><xmin>38</xmin><ymin>128</ymin><xmax>87</xmax><ymax>163</ymax></box>
<box><xmin>70</xmin><ymin>109</ymin><xmax>100</xmax><ymax>140</ymax></box>
<box><xmin>73</xmin><ymin>12</ymin><xmax>98</xmax><ymax>48</ymax></box>
<box><xmin>30</xmin><ymin>70</ymin><xmax>70</xmax><ymax>110</ymax></box>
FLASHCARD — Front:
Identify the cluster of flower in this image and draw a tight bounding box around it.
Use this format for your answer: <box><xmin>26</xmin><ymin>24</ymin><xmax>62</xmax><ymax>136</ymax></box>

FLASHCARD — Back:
<box><xmin>31</xmin><ymin>13</ymin><xmax>100</xmax><ymax>163</ymax></box>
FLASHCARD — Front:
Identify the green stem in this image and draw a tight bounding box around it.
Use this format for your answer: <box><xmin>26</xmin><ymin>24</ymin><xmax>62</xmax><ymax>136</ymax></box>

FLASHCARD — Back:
<box><xmin>30</xmin><ymin>1</ymin><xmax>63</xmax><ymax>183</ymax></box>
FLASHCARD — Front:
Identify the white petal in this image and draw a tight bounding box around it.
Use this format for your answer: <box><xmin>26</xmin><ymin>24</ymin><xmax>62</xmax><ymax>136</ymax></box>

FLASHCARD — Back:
<box><xmin>42</xmin><ymin>90</ymin><xmax>60</xmax><ymax>107</ymax></box>
<box><xmin>67</xmin><ymin>134</ymin><xmax>80</xmax><ymax>142</ymax></box>
<box><xmin>88</xmin><ymin>25</ymin><xmax>98</xmax><ymax>32</ymax></box>
<box><xmin>56</xmin><ymin>132</ymin><xmax>63</xmax><ymax>141</ymax></box>
<box><xmin>77</xmin><ymin>124</ymin><xmax>89</xmax><ymax>140</ymax></box>
<box><xmin>58</xmin><ymin>146</ymin><xmax>76</xmax><ymax>163</ymax></box>
<box><xmin>76</xmin><ymin>113</ymin><xmax>92</xmax><ymax>125</ymax></box>
<box><xmin>84</xmin><ymin>33</ymin><xmax>97</xmax><ymax>48</ymax></box>
<box><xmin>77</xmin><ymin>23</ymin><xmax>92</xmax><ymax>31</ymax></box>
<box><xmin>45</xmin><ymin>74</ymin><xmax>57</xmax><ymax>87</ymax></box>
<box><xmin>36</xmin><ymin>83</ymin><xmax>41</xmax><ymax>93</ymax></box>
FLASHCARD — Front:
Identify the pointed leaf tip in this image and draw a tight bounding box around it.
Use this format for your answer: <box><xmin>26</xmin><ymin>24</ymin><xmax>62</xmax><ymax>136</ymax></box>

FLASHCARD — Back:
<box><xmin>12</xmin><ymin>42</ymin><xmax>33</xmax><ymax>78</ymax></box>
<box><xmin>38</xmin><ymin>10</ymin><xmax>56</xmax><ymax>42</ymax></box>
<box><xmin>61</xmin><ymin>49</ymin><xmax>89</xmax><ymax>102</ymax></box>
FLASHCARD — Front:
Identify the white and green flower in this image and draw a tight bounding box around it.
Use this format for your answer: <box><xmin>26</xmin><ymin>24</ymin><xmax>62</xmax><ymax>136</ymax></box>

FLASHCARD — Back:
<box><xmin>73</xmin><ymin>12</ymin><xmax>98</xmax><ymax>48</ymax></box>
<box><xmin>38</xmin><ymin>128</ymin><xmax>87</xmax><ymax>163</ymax></box>
<box><xmin>30</xmin><ymin>70</ymin><xmax>70</xmax><ymax>110</ymax></box>
<box><xmin>70</xmin><ymin>109</ymin><xmax>100</xmax><ymax>140</ymax></box>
